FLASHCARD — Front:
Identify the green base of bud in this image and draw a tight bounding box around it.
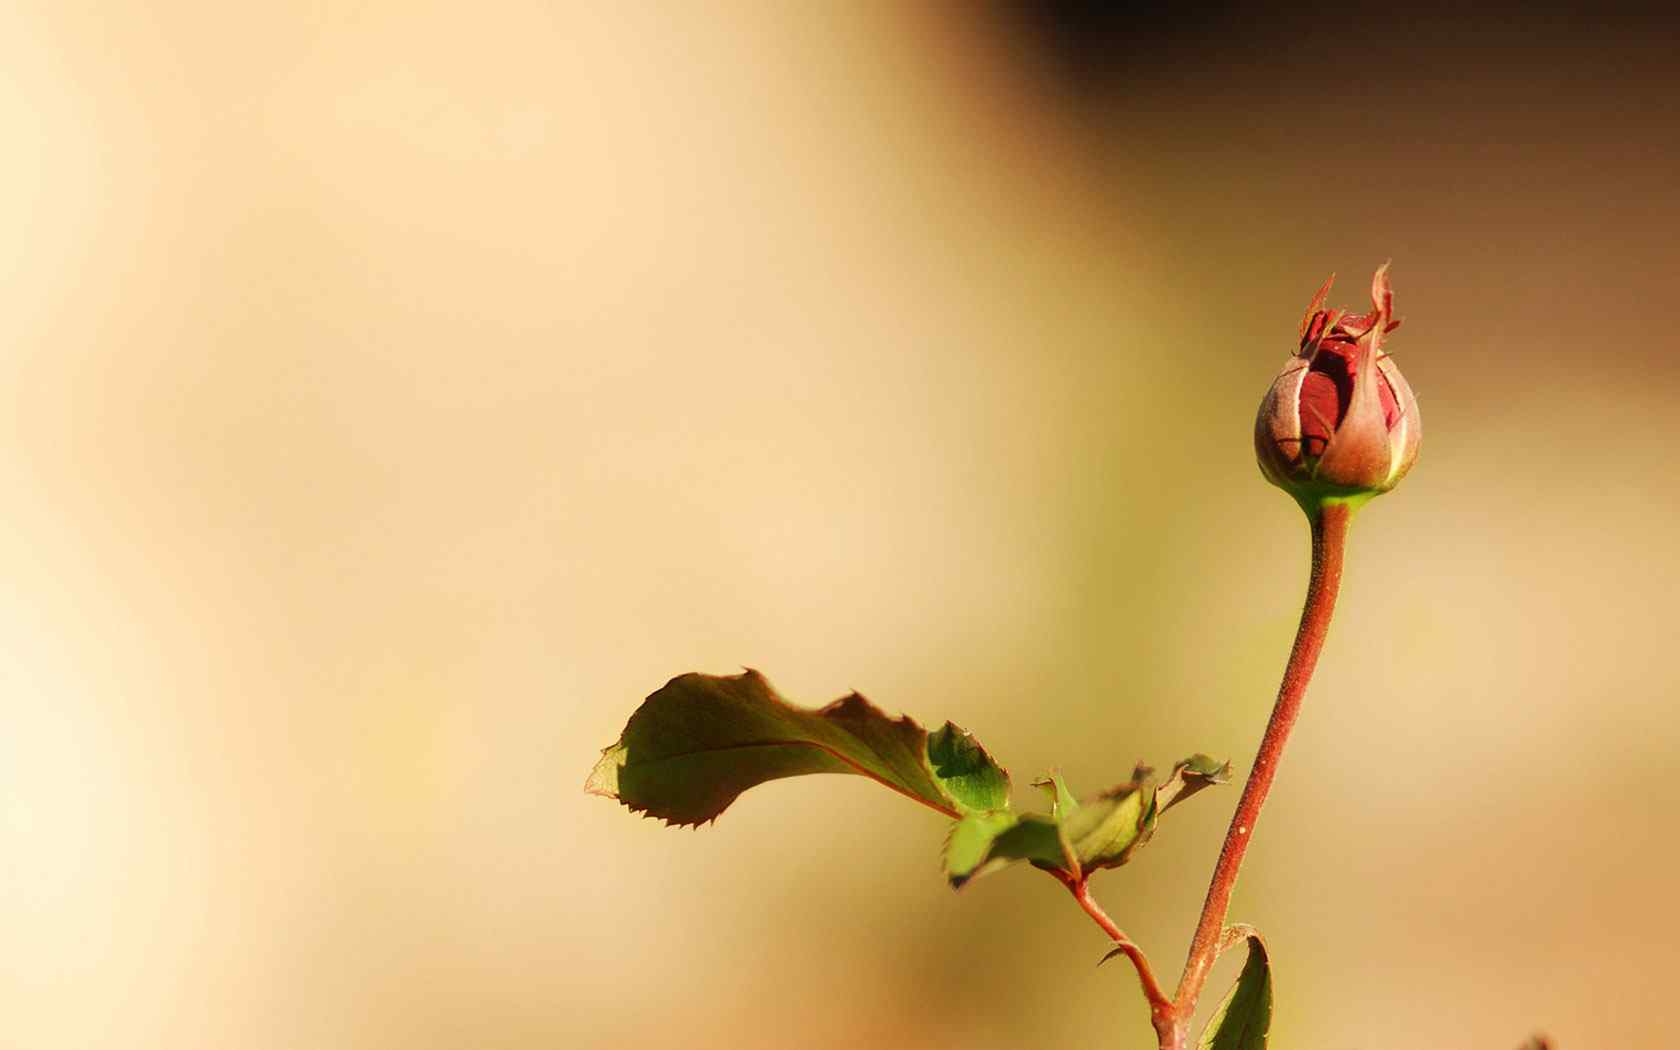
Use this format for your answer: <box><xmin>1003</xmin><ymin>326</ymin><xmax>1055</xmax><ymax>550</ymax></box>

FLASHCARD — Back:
<box><xmin>1289</xmin><ymin>485</ymin><xmax>1379</xmax><ymax>522</ymax></box>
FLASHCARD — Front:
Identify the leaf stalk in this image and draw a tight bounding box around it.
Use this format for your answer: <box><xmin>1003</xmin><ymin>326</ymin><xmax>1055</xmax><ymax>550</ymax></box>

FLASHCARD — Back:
<box><xmin>1061</xmin><ymin>874</ymin><xmax>1177</xmax><ymax>1045</ymax></box>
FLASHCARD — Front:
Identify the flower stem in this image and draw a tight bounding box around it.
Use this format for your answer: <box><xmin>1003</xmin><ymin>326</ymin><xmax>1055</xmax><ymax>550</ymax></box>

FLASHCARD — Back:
<box><xmin>1166</xmin><ymin>501</ymin><xmax>1352</xmax><ymax>1041</ymax></box>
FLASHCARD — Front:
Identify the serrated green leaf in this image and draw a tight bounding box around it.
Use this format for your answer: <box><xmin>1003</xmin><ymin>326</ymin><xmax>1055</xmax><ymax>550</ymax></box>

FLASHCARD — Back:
<box><xmin>1198</xmin><ymin>929</ymin><xmax>1271</xmax><ymax>1050</ymax></box>
<box><xmin>1062</xmin><ymin>775</ymin><xmax>1154</xmax><ymax>870</ymax></box>
<box><xmin>1157</xmin><ymin>753</ymin><xmax>1233</xmax><ymax>815</ymax></box>
<box><xmin>927</xmin><ymin>723</ymin><xmax>1011</xmax><ymax>812</ymax></box>
<box><xmin>990</xmin><ymin>816</ymin><xmax>1070</xmax><ymax>871</ymax></box>
<box><xmin>943</xmin><ymin>812</ymin><xmax>1066</xmax><ymax>888</ymax></box>
<box><xmin>586</xmin><ymin>670</ymin><xmax>1010</xmax><ymax>827</ymax></box>
<box><xmin>944</xmin><ymin>811</ymin><xmax>1018</xmax><ymax>885</ymax></box>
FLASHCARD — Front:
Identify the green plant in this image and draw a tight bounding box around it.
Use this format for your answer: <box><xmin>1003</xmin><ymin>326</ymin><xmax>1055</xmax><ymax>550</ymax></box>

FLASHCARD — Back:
<box><xmin>587</xmin><ymin>267</ymin><xmax>1441</xmax><ymax>1048</ymax></box>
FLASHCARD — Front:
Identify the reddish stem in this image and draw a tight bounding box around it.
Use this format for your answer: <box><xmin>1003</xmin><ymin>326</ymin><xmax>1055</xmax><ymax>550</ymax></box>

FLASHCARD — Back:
<box><xmin>1062</xmin><ymin>875</ymin><xmax>1176</xmax><ymax>1044</ymax></box>
<box><xmin>1165</xmin><ymin>502</ymin><xmax>1351</xmax><ymax>1045</ymax></box>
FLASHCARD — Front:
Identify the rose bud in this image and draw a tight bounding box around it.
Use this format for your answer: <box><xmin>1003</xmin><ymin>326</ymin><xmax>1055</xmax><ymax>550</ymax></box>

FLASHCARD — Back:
<box><xmin>1254</xmin><ymin>264</ymin><xmax>1421</xmax><ymax>511</ymax></box>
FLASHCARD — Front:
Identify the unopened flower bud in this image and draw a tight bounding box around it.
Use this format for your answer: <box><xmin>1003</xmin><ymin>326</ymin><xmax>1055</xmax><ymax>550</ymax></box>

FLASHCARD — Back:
<box><xmin>1254</xmin><ymin>265</ymin><xmax>1421</xmax><ymax>511</ymax></box>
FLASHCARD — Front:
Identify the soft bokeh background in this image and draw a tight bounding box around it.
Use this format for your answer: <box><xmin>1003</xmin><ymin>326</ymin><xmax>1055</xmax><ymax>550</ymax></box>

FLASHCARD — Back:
<box><xmin>4</xmin><ymin>4</ymin><xmax>1677</xmax><ymax>1048</ymax></box>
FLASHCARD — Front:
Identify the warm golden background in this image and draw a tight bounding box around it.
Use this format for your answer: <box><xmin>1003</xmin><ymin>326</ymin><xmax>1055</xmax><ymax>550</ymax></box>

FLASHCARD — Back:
<box><xmin>4</xmin><ymin>4</ymin><xmax>1676</xmax><ymax>1048</ymax></box>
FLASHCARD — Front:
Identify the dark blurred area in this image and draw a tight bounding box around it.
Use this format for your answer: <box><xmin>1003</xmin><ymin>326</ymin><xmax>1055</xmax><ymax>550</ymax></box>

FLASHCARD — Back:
<box><xmin>992</xmin><ymin>2</ymin><xmax>1245</xmax><ymax>90</ymax></box>
<box><xmin>3</xmin><ymin>4</ymin><xmax>1676</xmax><ymax>1050</ymax></box>
<box><xmin>999</xmin><ymin>1</ymin><xmax>1680</xmax><ymax>83</ymax></box>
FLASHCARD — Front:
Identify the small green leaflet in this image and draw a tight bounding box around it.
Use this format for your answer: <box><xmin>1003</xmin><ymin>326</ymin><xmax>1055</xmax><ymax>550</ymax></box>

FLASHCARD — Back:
<box><xmin>1156</xmin><ymin>753</ymin><xmax>1234</xmax><ymax>814</ymax></box>
<box><xmin>1198</xmin><ymin>927</ymin><xmax>1272</xmax><ymax>1050</ymax></box>
<box><xmin>942</xmin><ymin>757</ymin><xmax>1231</xmax><ymax>888</ymax></box>
<box><xmin>586</xmin><ymin>670</ymin><xmax>1009</xmax><ymax>827</ymax></box>
<box><xmin>943</xmin><ymin>812</ymin><xmax>1068</xmax><ymax>886</ymax></box>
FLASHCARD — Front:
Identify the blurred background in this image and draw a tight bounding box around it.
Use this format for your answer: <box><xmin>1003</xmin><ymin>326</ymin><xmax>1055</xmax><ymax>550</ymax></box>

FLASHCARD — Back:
<box><xmin>3</xmin><ymin>3</ymin><xmax>1676</xmax><ymax>1048</ymax></box>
